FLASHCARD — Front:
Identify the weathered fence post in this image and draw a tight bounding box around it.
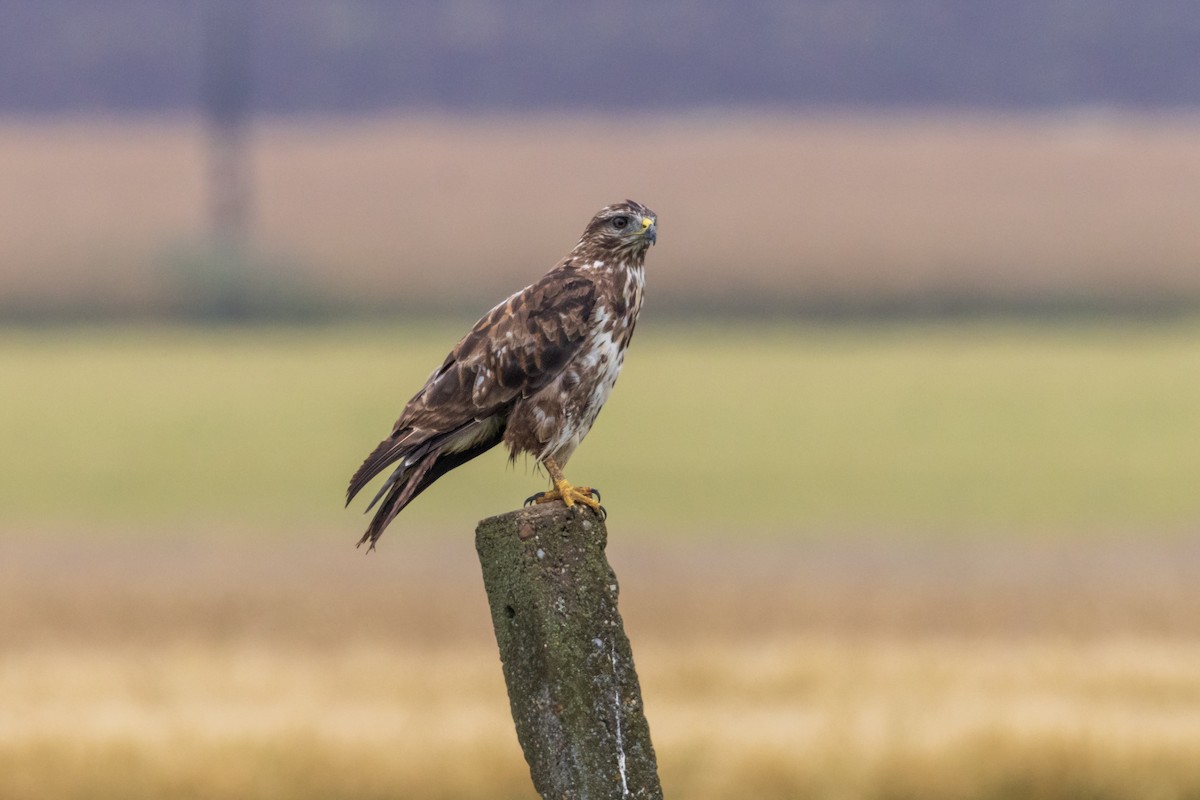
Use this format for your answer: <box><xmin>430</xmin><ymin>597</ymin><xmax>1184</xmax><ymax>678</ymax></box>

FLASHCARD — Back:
<box><xmin>475</xmin><ymin>503</ymin><xmax>663</xmax><ymax>800</ymax></box>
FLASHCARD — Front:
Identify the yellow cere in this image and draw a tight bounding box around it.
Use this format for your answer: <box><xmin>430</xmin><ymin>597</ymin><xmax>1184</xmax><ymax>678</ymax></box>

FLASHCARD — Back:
<box><xmin>641</xmin><ymin>216</ymin><xmax>654</xmax><ymax>230</ymax></box>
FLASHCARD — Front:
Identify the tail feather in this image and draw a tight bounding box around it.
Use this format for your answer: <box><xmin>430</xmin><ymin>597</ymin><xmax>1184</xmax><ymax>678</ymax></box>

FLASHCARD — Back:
<box><xmin>364</xmin><ymin>464</ymin><xmax>404</xmax><ymax>513</ymax></box>
<box><xmin>357</xmin><ymin>449</ymin><xmax>440</xmax><ymax>550</ymax></box>
<box><xmin>350</xmin><ymin>425</ymin><xmax>504</xmax><ymax>550</ymax></box>
<box><xmin>346</xmin><ymin>429</ymin><xmax>420</xmax><ymax>506</ymax></box>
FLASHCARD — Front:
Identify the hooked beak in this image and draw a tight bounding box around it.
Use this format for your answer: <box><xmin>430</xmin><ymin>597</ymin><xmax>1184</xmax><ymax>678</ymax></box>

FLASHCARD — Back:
<box><xmin>641</xmin><ymin>216</ymin><xmax>657</xmax><ymax>245</ymax></box>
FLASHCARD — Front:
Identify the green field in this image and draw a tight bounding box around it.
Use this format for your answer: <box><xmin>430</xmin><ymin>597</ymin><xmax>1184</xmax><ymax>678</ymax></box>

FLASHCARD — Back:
<box><xmin>3</xmin><ymin>319</ymin><xmax>1197</xmax><ymax>537</ymax></box>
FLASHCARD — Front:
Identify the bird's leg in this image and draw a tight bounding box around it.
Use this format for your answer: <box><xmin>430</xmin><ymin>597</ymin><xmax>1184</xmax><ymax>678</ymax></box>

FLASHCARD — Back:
<box><xmin>525</xmin><ymin>456</ymin><xmax>603</xmax><ymax>514</ymax></box>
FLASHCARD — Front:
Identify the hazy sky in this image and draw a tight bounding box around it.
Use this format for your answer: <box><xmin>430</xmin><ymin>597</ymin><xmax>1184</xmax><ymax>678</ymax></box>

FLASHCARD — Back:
<box><xmin>3</xmin><ymin>0</ymin><xmax>1199</xmax><ymax>114</ymax></box>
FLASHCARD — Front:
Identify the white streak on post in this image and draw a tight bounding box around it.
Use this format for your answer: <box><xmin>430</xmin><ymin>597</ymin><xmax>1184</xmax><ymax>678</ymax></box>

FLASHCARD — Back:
<box><xmin>611</xmin><ymin>641</ymin><xmax>630</xmax><ymax>798</ymax></box>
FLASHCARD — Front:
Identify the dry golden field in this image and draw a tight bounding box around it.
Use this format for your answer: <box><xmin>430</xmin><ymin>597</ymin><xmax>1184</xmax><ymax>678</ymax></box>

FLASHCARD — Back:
<box><xmin>5</xmin><ymin>530</ymin><xmax>1200</xmax><ymax>799</ymax></box>
<box><xmin>3</xmin><ymin>114</ymin><xmax>1200</xmax><ymax>316</ymax></box>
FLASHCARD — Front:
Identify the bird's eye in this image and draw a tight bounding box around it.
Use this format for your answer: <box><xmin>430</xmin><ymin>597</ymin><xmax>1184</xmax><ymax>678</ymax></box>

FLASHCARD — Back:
<box><xmin>611</xmin><ymin>216</ymin><xmax>630</xmax><ymax>230</ymax></box>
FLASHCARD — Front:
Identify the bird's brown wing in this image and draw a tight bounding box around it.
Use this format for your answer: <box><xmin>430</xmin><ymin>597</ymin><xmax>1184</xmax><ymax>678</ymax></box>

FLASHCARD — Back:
<box><xmin>346</xmin><ymin>266</ymin><xmax>596</xmax><ymax>546</ymax></box>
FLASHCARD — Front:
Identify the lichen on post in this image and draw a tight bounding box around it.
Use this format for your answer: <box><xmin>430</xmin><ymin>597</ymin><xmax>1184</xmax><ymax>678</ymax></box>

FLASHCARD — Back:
<box><xmin>475</xmin><ymin>503</ymin><xmax>662</xmax><ymax>800</ymax></box>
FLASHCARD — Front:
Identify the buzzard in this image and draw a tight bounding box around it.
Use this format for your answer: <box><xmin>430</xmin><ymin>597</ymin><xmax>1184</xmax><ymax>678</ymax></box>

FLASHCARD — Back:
<box><xmin>347</xmin><ymin>200</ymin><xmax>657</xmax><ymax>549</ymax></box>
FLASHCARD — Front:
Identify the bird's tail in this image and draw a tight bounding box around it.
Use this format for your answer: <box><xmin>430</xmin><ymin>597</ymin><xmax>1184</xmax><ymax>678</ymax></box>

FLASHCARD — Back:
<box><xmin>355</xmin><ymin>448</ymin><xmax>440</xmax><ymax>550</ymax></box>
<box><xmin>347</xmin><ymin>425</ymin><xmax>500</xmax><ymax>550</ymax></box>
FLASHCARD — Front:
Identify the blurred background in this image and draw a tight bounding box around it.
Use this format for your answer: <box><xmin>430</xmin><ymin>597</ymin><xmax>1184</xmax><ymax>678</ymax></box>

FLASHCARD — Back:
<box><xmin>3</xmin><ymin>2</ymin><xmax>1200</xmax><ymax>798</ymax></box>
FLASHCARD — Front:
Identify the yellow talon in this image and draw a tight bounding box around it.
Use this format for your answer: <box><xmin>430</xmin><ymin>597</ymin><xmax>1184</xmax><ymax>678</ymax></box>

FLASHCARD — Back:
<box><xmin>533</xmin><ymin>455</ymin><xmax>602</xmax><ymax>513</ymax></box>
<box><xmin>534</xmin><ymin>481</ymin><xmax>601</xmax><ymax>512</ymax></box>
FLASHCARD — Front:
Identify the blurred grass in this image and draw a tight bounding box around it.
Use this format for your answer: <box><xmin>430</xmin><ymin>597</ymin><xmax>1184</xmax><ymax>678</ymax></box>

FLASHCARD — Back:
<box><xmin>2</xmin><ymin>319</ymin><xmax>1198</xmax><ymax>534</ymax></box>
<box><xmin>7</xmin><ymin>640</ymin><xmax>1200</xmax><ymax>800</ymax></box>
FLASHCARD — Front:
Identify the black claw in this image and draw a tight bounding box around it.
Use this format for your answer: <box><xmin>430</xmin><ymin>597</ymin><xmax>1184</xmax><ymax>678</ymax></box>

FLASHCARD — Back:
<box><xmin>524</xmin><ymin>492</ymin><xmax>543</xmax><ymax>507</ymax></box>
<box><xmin>588</xmin><ymin>487</ymin><xmax>602</xmax><ymax>503</ymax></box>
<box><xmin>597</xmin><ymin>504</ymin><xmax>608</xmax><ymax>521</ymax></box>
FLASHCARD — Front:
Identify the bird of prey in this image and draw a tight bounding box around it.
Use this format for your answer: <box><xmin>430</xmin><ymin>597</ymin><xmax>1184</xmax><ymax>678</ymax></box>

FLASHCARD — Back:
<box><xmin>346</xmin><ymin>200</ymin><xmax>657</xmax><ymax>549</ymax></box>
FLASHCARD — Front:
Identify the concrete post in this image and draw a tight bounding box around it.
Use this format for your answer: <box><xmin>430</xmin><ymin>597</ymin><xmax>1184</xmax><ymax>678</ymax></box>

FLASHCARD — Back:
<box><xmin>475</xmin><ymin>503</ymin><xmax>662</xmax><ymax>800</ymax></box>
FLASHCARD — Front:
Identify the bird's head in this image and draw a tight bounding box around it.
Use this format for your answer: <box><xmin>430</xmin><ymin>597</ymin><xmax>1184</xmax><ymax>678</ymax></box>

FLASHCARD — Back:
<box><xmin>577</xmin><ymin>200</ymin><xmax>658</xmax><ymax>258</ymax></box>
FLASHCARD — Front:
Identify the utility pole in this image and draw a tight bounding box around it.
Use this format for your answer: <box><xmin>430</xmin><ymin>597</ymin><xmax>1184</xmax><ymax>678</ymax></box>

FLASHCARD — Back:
<box><xmin>202</xmin><ymin>0</ymin><xmax>253</xmax><ymax>255</ymax></box>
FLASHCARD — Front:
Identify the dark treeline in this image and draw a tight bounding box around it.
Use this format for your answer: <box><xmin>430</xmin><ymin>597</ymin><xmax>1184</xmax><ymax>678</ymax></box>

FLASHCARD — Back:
<box><xmin>3</xmin><ymin>0</ymin><xmax>1199</xmax><ymax>114</ymax></box>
